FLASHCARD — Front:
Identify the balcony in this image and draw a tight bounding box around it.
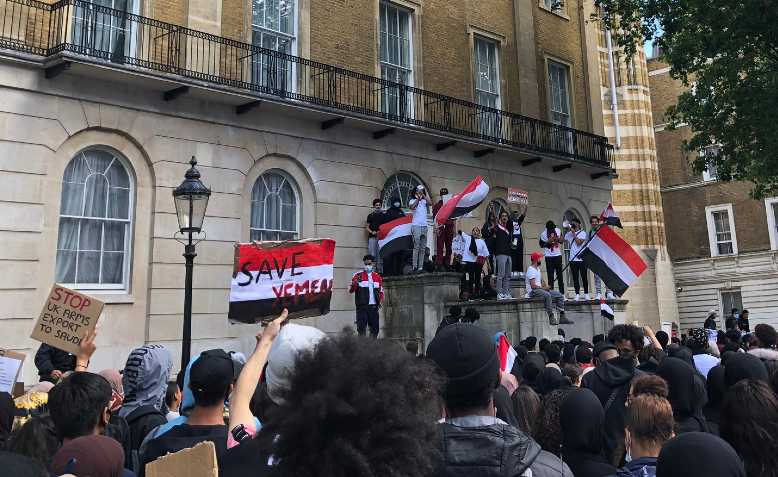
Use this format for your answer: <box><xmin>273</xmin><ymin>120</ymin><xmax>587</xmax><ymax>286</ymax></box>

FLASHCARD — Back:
<box><xmin>0</xmin><ymin>0</ymin><xmax>613</xmax><ymax>167</ymax></box>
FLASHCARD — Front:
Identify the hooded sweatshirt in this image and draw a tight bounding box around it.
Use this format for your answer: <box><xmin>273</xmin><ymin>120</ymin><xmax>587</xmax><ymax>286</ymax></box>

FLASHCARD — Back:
<box><xmin>656</xmin><ymin>357</ymin><xmax>708</xmax><ymax>434</ymax></box>
<box><xmin>560</xmin><ymin>389</ymin><xmax>619</xmax><ymax>477</ymax></box>
<box><xmin>581</xmin><ymin>356</ymin><xmax>640</xmax><ymax>464</ymax></box>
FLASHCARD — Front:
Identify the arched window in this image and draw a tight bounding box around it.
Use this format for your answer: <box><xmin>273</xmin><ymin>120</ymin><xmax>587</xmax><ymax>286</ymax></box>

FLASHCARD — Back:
<box><xmin>380</xmin><ymin>172</ymin><xmax>425</xmax><ymax>210</ymax></box>
<box><xmin>487</xmin><ymin>199</ymin><xmax>509</xmax><ymax>221</ymax></box>
<box><xmin>55</xmin><ymin>148</ymin><xmax>133</xmax><ymax>289</ymax></box>
<box><xmin>250</xmin><ymin>170</ymin><xmax>299</xmax><ymax>241</ymax></box>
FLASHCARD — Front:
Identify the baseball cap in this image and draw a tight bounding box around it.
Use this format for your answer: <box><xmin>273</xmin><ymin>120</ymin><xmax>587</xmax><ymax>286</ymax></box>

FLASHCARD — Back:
<box><xmin>593</xmin><ymin>341</ymin><xmax>617</xmax><ymax>360</ymax></box>
<box><xmin>416</xmin><ymin>185</ymin><xmax>425</xmax><ymax>191</ymax></box>
<box><xmin>189</xmin><ymin>349</ymin><xmax>235</xmax><ymax>397</ymax></box>
<box><xmin>426</xmin><ymin>324</ymin><xmax>499</xmax><ymax>398</ymax></box>
<box><xmin>530</xmin><ymin>251</ymin><xmax>543</xmax><ymax>262</ymax></box>
<box><xmin>266</xmin><ymin>324</ymin><xmax>326</xmax><ymax>405</ymax></box>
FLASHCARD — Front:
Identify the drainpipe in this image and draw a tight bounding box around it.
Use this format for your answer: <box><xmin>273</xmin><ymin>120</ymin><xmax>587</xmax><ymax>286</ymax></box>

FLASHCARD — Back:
<box><xmin>605</xmin><ymin>29</ymin><xmax>621</xmax><ymax>149</ymax></box>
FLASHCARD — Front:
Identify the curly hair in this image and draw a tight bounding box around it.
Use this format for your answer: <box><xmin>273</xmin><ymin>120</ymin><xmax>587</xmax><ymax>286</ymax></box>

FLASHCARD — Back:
<box><xmin>720</xmin><ymin>379</ymin><xmax>778</xmax><ymax>477</ymax></box>
<box><xmin>533</xmin><ymin>388</ymin><xmax>573</xmax><ymax>456</ymax></box>
<box><xmin>608</xmin><ymin>324</ymin><xmax>644</xmax><ymax>353</ymax></box>
<box><xmin>755</xmin><ymin>323</ymin><xmax>778</xmax><ymax>348</ymax></box>
<box><xmin>256</xmin><ymin>334</ymin><xmax>444</xmax><ymax>477</ymax></box>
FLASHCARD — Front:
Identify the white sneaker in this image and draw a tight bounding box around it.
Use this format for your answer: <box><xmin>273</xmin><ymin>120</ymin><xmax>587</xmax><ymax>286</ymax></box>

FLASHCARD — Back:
<box><xmin>584</xmin><ymin>294</ymin><xmax>591</xmax><ymax>300</ymax></box>
<box><xmin>518</xmin><ymin>272</ymin><xmax>524</xmax><ymax>278</ymax></box>
<box><xmin>596</xmin><ymin>293</ymin><xmax>602</xmax><ymax>300</ymax></box>
<box><xmin>606</xmin><ymin>291</ymin><xmax>615</xmax><ymax>299</ymax></box>
<box><xmin>574</xmin><ymin>294</ymin><xmax>580</xmax><ymax>301</ymax></box>
<box><xmin>497</xmin><ymin>293</ymin><xmax>505</xmax><ymax>300</ymax></box>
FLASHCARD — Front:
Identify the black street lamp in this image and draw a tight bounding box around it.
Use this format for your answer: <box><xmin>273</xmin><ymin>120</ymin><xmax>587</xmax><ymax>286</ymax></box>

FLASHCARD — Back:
<box><xmin>173</xmin><ymin>156</ymin><xmax>211</xmax><ymax>370</ymax></box>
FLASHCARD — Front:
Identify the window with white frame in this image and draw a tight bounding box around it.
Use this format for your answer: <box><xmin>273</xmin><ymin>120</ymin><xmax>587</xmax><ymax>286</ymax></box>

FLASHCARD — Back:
<box><xmin>379</xmin><ymin>2</ymin><xmax>413</xmax><ymax>117</ymax></box>
<box><xmin>766</xmin><ymin>198</ymin><xmax>778</xmax><ymax>250</ymax></box>
<box><xmin>542</xmin><ymin>0</ymin><xmax>565</xmax><ymax>12</ymax></box>
<box><xmin>251</xmin><ymin>0</ymin><xmax>296</xmax><ymax>91</ymax></box>
<box><xmin>548</xmin><ymin>60</ymin><xmax>572</xmax><ymax>127</ymax></box>
<box><xmin>705</xmin><ymin>204</ymin><xmax>737</xmax><ymax>256</ymax></box>
<box><xmin>473</xmin><ymin>36</ymin><xmax>501</xmax><ymax>138</ymax></box>
<box><xmin>700</xmin><ymin>145</ymin><xmax>720</xmax><ymax>182</ymax></box>
<box><xmin>55</xmin><ymin>148</ymin><xmax>133</xmax><ymax>289</ymax></box>
<box><xmin>250</xmin><ymin>171</ymin><xmax>299</xmax><ymax>241</ymax></box>
<box><xmin>73</xmin><ymin>0</ymin><xmax>136</xmax><ymax>59</ymax></box>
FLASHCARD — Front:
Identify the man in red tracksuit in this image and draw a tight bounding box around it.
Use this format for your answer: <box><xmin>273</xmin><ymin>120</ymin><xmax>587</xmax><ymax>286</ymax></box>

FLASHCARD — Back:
<box><xmin>432</xmin><ymin>187</ymin><xmax>455</xmax><ymax>269</ymax></box>
<box><xmin>349</xmin><ymin>254</ymin><xmax>384</xmax><ymax>338</ymax></box>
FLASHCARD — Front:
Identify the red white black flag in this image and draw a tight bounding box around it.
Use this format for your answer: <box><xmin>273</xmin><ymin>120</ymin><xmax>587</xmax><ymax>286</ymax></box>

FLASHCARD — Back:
<box><xmin>599</xmin><ymin>202</ymin><xmax>623</xmax><ymax>228</ymax></box>
<box><xmin>580</xmin><ymin>226</ymin><xmax>646</xmax><ymax>297</ymax></box>
<box><xmin>229</xmin><ymin>239</ymin><xmax>335</xmax><ymax>324</ymax></box>
<box><xmin>434</xmin><ymin>176</ymin><xmax>490</xmax><ymax>225</ymax></box>
<box><xmin>378</xmin><ymin>216</ymin><xmax>413</xmax><ymax>258</ymax></box>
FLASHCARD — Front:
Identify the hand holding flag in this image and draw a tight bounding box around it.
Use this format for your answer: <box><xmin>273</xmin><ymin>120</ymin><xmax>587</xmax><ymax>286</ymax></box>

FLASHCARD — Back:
<box><xmin>434</xmin><ymin>177</ymin><xmax>490</xmax><ymax>225</ymax></box>
<box><xmin>599</xmin><ymin>203</ymin><xmax>622</xmax><ymax>228</ymax></box>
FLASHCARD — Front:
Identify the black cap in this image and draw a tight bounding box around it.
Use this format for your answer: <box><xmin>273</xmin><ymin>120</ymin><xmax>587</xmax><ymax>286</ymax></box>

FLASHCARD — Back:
<box><xmin>426</xmin><ymin>324</ymin><xmax>499</xmax><ymax>398</ymax></box>
<box><xmin>593</xmin><ymin>341</ymin><xmax>617</xmax><ymax>360</ymax></box>
<box><xmin>189</xmin><ymin>349</ymin><xmax>235</xmax><ymax>395</ymax></box>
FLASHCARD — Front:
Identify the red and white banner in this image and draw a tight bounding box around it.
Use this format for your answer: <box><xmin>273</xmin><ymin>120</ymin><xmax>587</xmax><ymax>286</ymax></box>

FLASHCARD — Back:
<box><xmin>378</xmin><ymin>215</ymin><xmax>413</xmax><ymax>258</ymax></box>
<box><xmin>495</xmin><ymin>332</ymin><xmax>517</xmax><ymax>373</ymax></box>
<box><xmin>434</xmin><ymin>177</ymin><xmax>490</xmax><ymax>225</ymax></box>
<box><xmin>229</xmin><ymin>239</ymin><xmax>335</xmax><ymax>324</ymax></box>
<box><xmin>507</xmin><ymin>188</ymin><xmax>528</xmax><ymax>205</ymax></box>
<box><xmin>580</xmin><ymin>226</ymin><xmax>646</xmax><ymax>297</ymax></box>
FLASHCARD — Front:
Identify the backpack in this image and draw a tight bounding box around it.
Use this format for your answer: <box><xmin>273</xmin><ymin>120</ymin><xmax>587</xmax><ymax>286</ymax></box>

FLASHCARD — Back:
<box><xmin>124</xmin><ymin>405</ymin><xmax>167</xmax><ymax>473</ymax></box>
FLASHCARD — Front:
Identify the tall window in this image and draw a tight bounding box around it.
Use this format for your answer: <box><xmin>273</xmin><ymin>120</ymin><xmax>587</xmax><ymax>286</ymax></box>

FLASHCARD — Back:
<box><xmin>720</xmin><ymin>289</ymin><xmax>743</xmax><ymax>316</ymax></box>
<box><xmin>73</xmin><ymin>0</ymin><xmax>134</xmax><ymax>60</ymax></box>
<box><xmin>474</xmin><ymin>37</ymin><xmax>501</xmax><ymax>138</ymax></box>
<box><xmin>252</xmin><ymin>0</ymin><xmax>296</xmax><ymax>92</ymax></box>
<box><xmin>705</xmin><ymin>204</ymin><xmax>737</xmax><ymax>256</ymax></box>
<box><xmin>548</xmin><ymin>60</ymin><xmax>572</xmax><ymax>127</ymax></box>
<box><xmin>700</xmin><ymin>145</ymin><xmax>720</xmax><ymax>182</ymax></box>
<box><xmin>56</xmin><ymin>148</ymin><xmax>133</xmax><ymax>289</ymax></box>
<box><xmin>381</xmin><ymin>173</ymin><xmax>424</xmax><ymax>210</ymax></box>
<box><xmin>766</xmin><ymin>198</ymin><xmax>778</xmax><ymax>250</ymax></box>
<box><xmin>250</xmin><ymin>171</ymin><xmax>299</xmax><ymax>241</ymax></box>
<box><xmin>379</xmin><ymin>2</ymin><xmax>413</xmax><ymax>117</ymax></box>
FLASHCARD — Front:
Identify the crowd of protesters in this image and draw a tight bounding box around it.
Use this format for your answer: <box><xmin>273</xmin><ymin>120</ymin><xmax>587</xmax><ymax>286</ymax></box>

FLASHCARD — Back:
<box><xmin>2</xmin><ymin>304</ymin><xmax>778</xmax><ymax>477</ymax></box>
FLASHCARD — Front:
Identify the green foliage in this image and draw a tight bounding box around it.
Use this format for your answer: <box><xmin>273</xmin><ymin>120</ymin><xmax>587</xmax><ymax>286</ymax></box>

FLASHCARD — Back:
<box><xmin>594</xmin><ymin>0</ymin><xmax>778</xmax><ymax>197</ymax></box>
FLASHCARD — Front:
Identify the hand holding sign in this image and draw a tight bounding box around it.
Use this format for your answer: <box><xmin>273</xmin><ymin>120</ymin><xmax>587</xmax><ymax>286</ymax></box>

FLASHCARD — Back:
<box><xmin>257</xmin><ymin>308</ymin><xmax>289</xmax><ymax>347</ymax></box>
<box><xmin>76</xmin><ymin>329</ymin><xmax>98</xmax><ymax>369</ymax></box>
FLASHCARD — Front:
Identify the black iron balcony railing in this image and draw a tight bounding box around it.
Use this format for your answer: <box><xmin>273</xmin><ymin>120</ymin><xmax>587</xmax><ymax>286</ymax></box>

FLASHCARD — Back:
<box><xmin>0</xmin><ymin>0</ymin><xmax>613</xmax><ymax>166</ymax></box>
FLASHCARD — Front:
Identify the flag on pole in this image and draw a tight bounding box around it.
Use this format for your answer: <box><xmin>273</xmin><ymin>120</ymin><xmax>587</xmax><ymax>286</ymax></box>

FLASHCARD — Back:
<box><xmin>599</xmin><ymin>202</ymin><xmax>623</xmax><ymax>228</ymax></box>
<box><xmin>378</xmin><ymin>216</ymin><xmax>413</xmax><ymax>258</ymax></box>
<box><xmin>434</xmin><ymin>176</ymin><xmax>490</xmax><ymax>225</ymax></box>
<box><xmin>579</xmin><ymin>225</ymin><xmax>647</xmax><ymax>297</ymax></box>
<box><xmin>600</xmin><ymin>298</ymin><xmax>615</xmax><ymax>320</ymax></box>
<box><xmin>494</xmin><ymin>332</ymin><xmax>517</xmax><ymax>373</ymax></box>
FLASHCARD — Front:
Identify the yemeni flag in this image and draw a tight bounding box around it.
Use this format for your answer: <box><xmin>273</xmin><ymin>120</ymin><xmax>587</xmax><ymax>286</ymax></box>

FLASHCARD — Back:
<box><xmin>434</xmin><ymin>176</ymin><xmax>490</xmax><ymax>225</ymax></box>
<box><xmin>378</xmin><ymin>215</ymin><xmax>413</xmax><ymax>258</ymax></box>
<box><xmin>600</xmin><ymin>298</ymin><xmax>615</xmax><ymax>320</ymax></box>
<box><xmin>580</xmin><ymin>226</ymin><xmax>647</xmax><ymax>297</ymax></box>
<box><xmin>229</xmin><ymin>239</ymin><xmax>335</xmax><ymax>324</ymax></box>
<box><xmin>599</xmin><ymin>202</ymin><xmax>623</xmax><ymax>228</ymax></box>
<box><xmin>494</xmin><ymin>332</ymin><xmax>517</xmax><ymax>373</ymax></box>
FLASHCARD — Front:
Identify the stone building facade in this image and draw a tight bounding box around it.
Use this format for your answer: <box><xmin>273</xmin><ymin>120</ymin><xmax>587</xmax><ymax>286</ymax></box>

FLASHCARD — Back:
<box><xmin>648</xmin><ymin>57</ymin><xmax>778</xmax><ymax>331</ymax></box>
<box><xmin>0</xmin><ymin>0</ymin><xmax>652</xmax><ymax>383</ymax></box>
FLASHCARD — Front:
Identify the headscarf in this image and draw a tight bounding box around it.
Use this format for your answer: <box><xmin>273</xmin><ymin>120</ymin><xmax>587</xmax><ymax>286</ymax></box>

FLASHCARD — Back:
<box><xmin>688</xmin><ymin>328</ymin><xmax>709</xmax><ymax>351</ymax></box>
<box><xmin>560</xmin><ymin>388</ymin><xmax>617</xmax><ymax>477</ymax></box>
<box><xmin>51</xmin><ymin>435</ymin><xmax>124</xmax><ymax>477</ymax></box>
<box><xmin>28</xmin><ymin>382</ymin><xmax>54</xmax><ymax>394</ymax></box>
<box><xmin>703</xmin><ymin>364</ymin><xmax>726</xmax><ymax>429</ymax></box>
<box><xmin>656</xmin><ymin>432</ymin><xmax>745</xmax><ymax>477</ymax></box>
<box><xmin>98</xmin><ymin>369</ymin><xmax>124</xmax><ymax>413</ymax></box>
<box><xmin>119</xmin><ymin>345</ymin><xmax>172</xmax><ymax>417</ymax></box>
<box><xmin>521</xmin><ymin>352</ymin><xmax>546</xmax><ymax>394</ymax></box>
<box><xmin>657</xmin><ymin>357</ymin><xmax>708</xmax><ymax>431</ymax></box>
<box><xmin>0</xmin><ymin>392</ymin><xmax>14</xmax><ymax>446</ymax></box>
<box><xmin>723</xmin><ymin>352</ymin><xmax>768</xmax><ymax>388</ymax></box>
<box><xmin>538</xmin><ymin>367</ymin><xmax>568</xmax><ymax>395</ymax></box>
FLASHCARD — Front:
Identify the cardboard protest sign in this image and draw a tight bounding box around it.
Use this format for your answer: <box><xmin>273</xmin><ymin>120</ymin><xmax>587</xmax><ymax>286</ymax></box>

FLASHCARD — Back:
<box><xmin>30</xmin><ymin>285</ymin><xmax>104</xmax><ymax>355</ymax></box>
<box><xmin>0</xmin><ymin>349</ymin><xmax>25</xmax><ymax>394</ymax></box>
<box><xmin>145</xmin><ymin>441</ymin><xmax>218</xmax><ymax>477</ymax></box>
<box><xmin>229</xmin><ymin>239</ymin><xmax>336</xmax><ymax>324</ymax></box>
<box><xmin>507</xmin><ymin>188</ymin><xmax>528</xmax><ymax>204</ymax></box>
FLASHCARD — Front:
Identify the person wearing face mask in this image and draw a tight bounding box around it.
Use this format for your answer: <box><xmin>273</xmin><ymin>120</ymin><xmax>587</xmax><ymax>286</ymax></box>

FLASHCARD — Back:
<box><xmin>564</xmin><ymin>218</ymin><xmax>590</xmax><ymax>300</ymax></box>
<box><xmin>382</xmin><ymin>197</ymin><xmax>405</xmax><ymax>276</ymax></box>
<box><xmin>408</xmin><ymin>185</ymin><xmax>429</xmax><ymax>273</ymax></box>
<box><xmin>493</xmin><ymin>210</ymin><xmax>514</xmax><ymax>299</ymax></box>
<box><xmin>349</xmin><ymin>255</ymin><xmax>384</xmax><ymax>338</ymax></box>
<box><xmin>510</xmin><ymin>205</ymin><xmax>527</xmax><ymax>278</ymax></box>
<box><xmin>366</xmin><ymin>199</ymin><xmax>385</xmax><ymax>274</ymax></box>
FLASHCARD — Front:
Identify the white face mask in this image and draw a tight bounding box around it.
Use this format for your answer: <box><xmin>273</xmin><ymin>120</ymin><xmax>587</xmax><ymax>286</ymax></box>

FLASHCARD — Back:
<box><xmin>364</xmin><ymin>265</ymin><xmax>374</xmax><ymax>272</ymax></box>
<box><xmin>393</xmin><ymin>202</ymin><xmax>400</xmax><ymax>208</ymax></box>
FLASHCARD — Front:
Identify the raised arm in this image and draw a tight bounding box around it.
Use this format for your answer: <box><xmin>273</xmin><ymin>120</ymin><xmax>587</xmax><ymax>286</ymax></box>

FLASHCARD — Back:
<box><xmin>229</xmin><ymin>309</ymin><xmax>289</xmax><ymax>433</ymax></box>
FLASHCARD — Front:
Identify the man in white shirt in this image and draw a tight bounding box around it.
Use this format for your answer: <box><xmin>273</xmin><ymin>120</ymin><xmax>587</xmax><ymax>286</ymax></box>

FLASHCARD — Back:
<box><xmin>564</xmin><ymin>218</ymin><xmax>590</xmax><ymax>300</ymax></box>
<box><xmin>526</xmin><ymin>251</ymin><xmax>572</xmax><ymax>326</ymax></box>
<box><xmin>688</xmin><ymin>328</ymin><xmax>720</xmax><ymax>378</ymax></box>
<box><xmin>539</xmin><ymin>221</ymin><xmax>564</xmax><ymax>295</ymax></box>
<box><xmin>408</xmin><ymin>185</ymin><xmax>429</xmax><ymax>273</ymax></box>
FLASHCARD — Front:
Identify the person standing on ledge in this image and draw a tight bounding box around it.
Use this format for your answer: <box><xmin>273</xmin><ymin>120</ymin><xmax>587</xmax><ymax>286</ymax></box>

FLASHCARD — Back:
<box><xmin>510</xmin><ymin>204</ymin><xmax>527</xmax><ymax>279</ymax></box>
<box><xmin>432</xmin><ymin>188</ymin><xmax>455</xmax><ymax>271</ymax></box>
<box><xmin>539</xmin><ymin>220</ymin><xmax>564</xmax><ymax>295</ymax></box>
<box><xmin>408</xmin><ymin>185</ymin><xmax>429</xmax><ymax>274</ymax></box>
<box><xmin>349</xmin><ymin>255</ymin><xmax>384</xmax><ymax>338</ymax></box>
<box><xmin>494</xmin><ymin>210</ymin><xmax>514</xmax><ymax>300</ymax></box>
<box><xmin>365</xmin><ymin>198</ymin><xmax>384</xmax><ymax>274</ymax></box>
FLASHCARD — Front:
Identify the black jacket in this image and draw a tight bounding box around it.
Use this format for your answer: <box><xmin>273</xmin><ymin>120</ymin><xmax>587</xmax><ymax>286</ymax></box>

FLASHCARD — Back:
<box><xmin>125</xmin><ymin>405</ymin><xmax>167</xmax><ymax>473</ymax></box>
<box><xmin>433</xmin><ymin>421</ymin><xmax>541</xmax><ymax>477</ymax></box>
<box><xmin>581</xmin><ymin>357</ymin><xmax>640</xmax><ymax>464</ymax></box>
<box><xmin>492</xmin><ymin>223</ymin><xmax>513</xmax><ymax>256</ymax></box>
<box><xmin>34</xmin><ymin>343</ymin><xmax>76</xmax><ymax>378</ymax></box>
